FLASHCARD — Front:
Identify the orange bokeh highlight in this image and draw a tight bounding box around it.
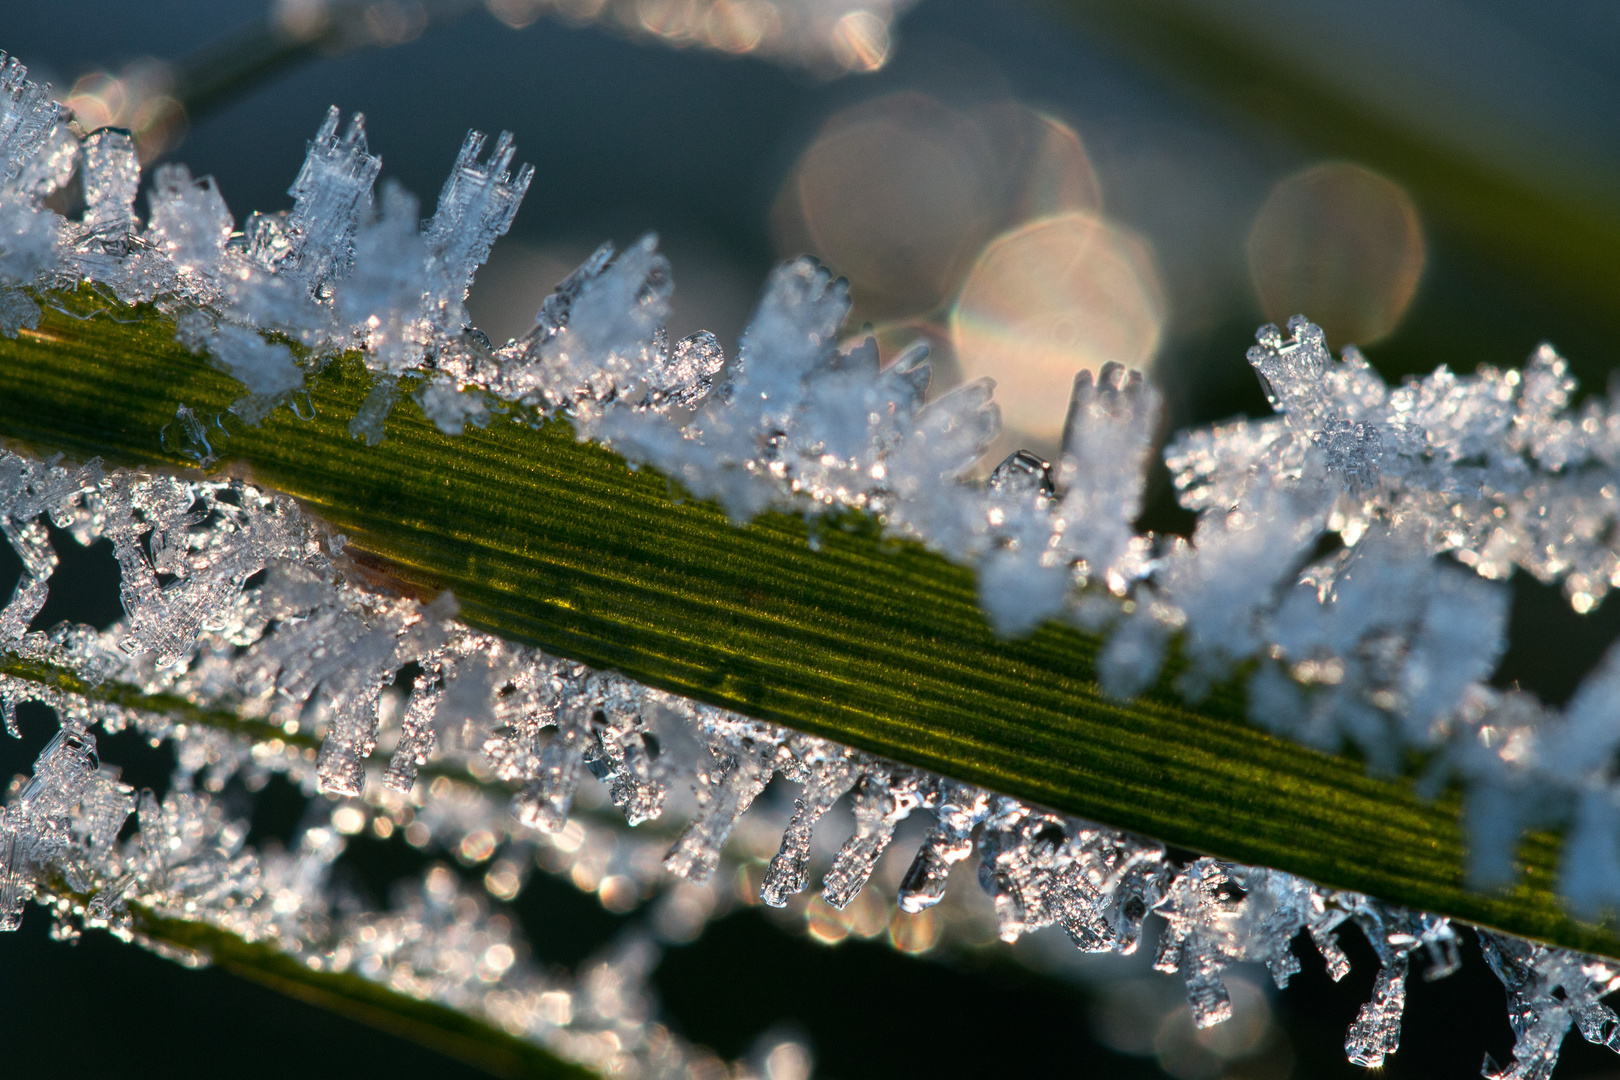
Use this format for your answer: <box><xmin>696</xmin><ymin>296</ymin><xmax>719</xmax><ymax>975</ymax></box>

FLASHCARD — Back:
<box><xmin>951</xmin><ymin>211</ymin><xmax>1164</xmax><ymax>444</ymax></box>
<box><xmin>1247</xmin><ymin>161</ymin><xmax>1425</xmax><ymax>348</ymax></box>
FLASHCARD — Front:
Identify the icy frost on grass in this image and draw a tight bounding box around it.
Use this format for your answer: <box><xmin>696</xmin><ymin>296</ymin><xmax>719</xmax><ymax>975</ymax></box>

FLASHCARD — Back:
<box><xmin>6</xmin><ymin>49</ymin><xmax>1620</xmax><ymax>1076</ymax></box>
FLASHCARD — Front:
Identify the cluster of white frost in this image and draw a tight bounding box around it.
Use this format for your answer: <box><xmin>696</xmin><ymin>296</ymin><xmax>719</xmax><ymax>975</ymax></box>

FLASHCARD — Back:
<box><xmin>0</xmin><ymin>51</ymin><xmax>530</xmax><ymax>428</ymax></box>
<box><xmin>6</xmin><ymin>49</ymin><xmax>1620</xmax><ymax>1077</ymax></box>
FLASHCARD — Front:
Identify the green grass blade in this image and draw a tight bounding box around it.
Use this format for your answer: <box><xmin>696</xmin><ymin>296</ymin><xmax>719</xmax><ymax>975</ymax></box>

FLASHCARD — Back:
<box><xmin>0</xmin><ymin>291</ymin><xmax>1613</xmax><ymax>960</ymax></box>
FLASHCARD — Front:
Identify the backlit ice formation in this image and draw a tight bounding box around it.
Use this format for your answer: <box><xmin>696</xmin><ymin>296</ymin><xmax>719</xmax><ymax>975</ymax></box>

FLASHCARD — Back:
<box><xmin>4</xmin><ymin>50</ymin><xmax>1620</xmax><ymax>1077</ymax></box>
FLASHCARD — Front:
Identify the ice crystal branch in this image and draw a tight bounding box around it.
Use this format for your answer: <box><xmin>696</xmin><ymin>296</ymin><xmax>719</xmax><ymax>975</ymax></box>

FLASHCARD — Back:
<box><xmin>5</xmin><ymin>48</ymin><xmax>1620</xmax><ymax>1077</ymax></box>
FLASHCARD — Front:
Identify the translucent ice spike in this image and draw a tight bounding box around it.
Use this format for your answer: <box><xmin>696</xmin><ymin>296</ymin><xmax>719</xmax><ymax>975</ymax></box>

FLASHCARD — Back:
<box><xmin>761</xmin><ymin>747</ymin><xmax>857</xmax><ymax>907</ymax></box>
<box><xmin>1153</xmin><ymin>858</ymin><xmax>1239</xmax><ymax>1028</ymax></box>
<box><xmin>1246</xmin><ymin>317</ymin><xmax>1337</xmax><ymax>435</ymax></box>
<box><xmin>0</xmin><ymin>819</ymin><xmax>21</xmax><ymax>932</ymax></box>
<box><xmin>251</xmin><ymin>107</ymin><xmax>380</xmax><ymax>291</ymax></box>
<box><xmin>1479</xmin><ymin>931</ymin><xmax>1620</xmax><ymax>1080</ymax></box>
<box><xmin>61</xmin><ymin>766</ymin><xmax>136</xmax><ymax>893</ymax></box>
<box><xmin>75</xmin><ymin>767</ymin><xmax>136</xmax><ymax>863</ymax></box>
<box><xmin>341</xmin><ymin>183</ymin><xmax>429</xmax><ymax>376</ymax></box>
<box><xmin>1412</xmin><ymin>912</ymin><xmax>1463</xmax><ymax>982</ymax></box>
<box><xmin>316</xmin><ymin>689</ymin><xmax>381</xmax><ymax>797</ymax></box>
<box><xmin>145</xmin><ymin>164</ymin><xmax>235</xmax><ymax>291</ymax></box>
<box><xmin>1327</xmin><ymin>903</ymin><xmax>1458</xmax><ymax>1064</ymax></box>
<box><xmin>821</xmin><ymin>767</ymin><xmax>924</xmax><ymax>909</ymax></box>
<box><xmin>433</xmin><ymin>653</ymin><xmax>501</xmax><ymax>752</ymax></box>
<box><xmin>664</xmin><ymin>747</ymin><xmax>773</xmax><ymax>883</ymax></box>
<box><xmin>349</xmin><ymin>374</ymin><xmax>400</xmax><ymax>444</ymax></box>
<box><xmin>548</xmin><ymin>235</ymin><xmax>671</xmax><ymax>393</ymax></box>
<box><xmin>0</xmin><ymin>53</ymin><xmax>63</xmax><ymax>189</ymax></box>
<box><xmin>1345</xmin><ymin>951</ymin><xmax>1408</xmax><ymax>1067</ymax></box>
<box><xmin>385</xmin><ymin>671</ymin><xmax>442</xmax><ymax>793</ymax></box>
<box><xmin>1310</xmin><ymin>915</ymin><xmax>1354</xmax><ymax>982</ymax></box>
<box><xmin>727</xmin><ymin>257</ymin><xmax>850</xmax><ymax>425</ymax></box>
<box><xmin>513</xmin><ymin>704</ymin><xmax>593</xmax><ymax>834</ymax></box>
<box><xmin>1244</xmin><ymin>318</ymin><xmax>1423</xmax><ymax>494</ymax></box>
<box><xmin>1055</xmin><ymin>830</ymin><xmax>1169</xmax><ymax>956</ymax></box>
<box><xmin>885</xmin><ymin>377</ymin><xmax>1002</xmax><ymax>506</ymax></box>
<box><xmin>897</xmin><ymin>781</ymin><xmax>991</xmax><ymax>914</ymax></box>
<box><xmin>1053</xmin><ymin>361</ymin><xmax>1162</xmax><ymax>577</ymax></box>
<box><xmin>530</xmin><ymin>241</ymin><xmax>614</xmax><ymax>343</ymax></box>
<box><xmin>21</xmin><ymin>727</ymin><xmax>99</xmax><ymax>821</ymax></box>
<box><xmin>489</xmin><ymin>236</ymin><xmax>673</xmax><ymax>411</ymax></box>
<box><xmin>78</xmin><ymin>129</ymin><xmax>140</xmax><ymax>246</ymax></box>
<box><xmin>0</xmin><ymin>516</ymin><xmax>55</xmax><ymax>652</ymax></box>
<box><xmin>421</xmin><ymin>129</ymin><xmax>534</xmax><ymax>324</ymax></box>
<box><xmin>315</xmin><ymin>612</ymin><xmax>422</xmax><ymax>796</ymax></box>
<box><xmin>0</xmin><ymin>727</ymin><xmax>99</xmax><ymax>929</ymax></box>
<box><xmin>589</xmin><ymin>686</ymin><xmax>667</xmax><ymax>827</ymax></box>
<box><xmin>640</xmin><ymin>328</ymin><xmax>726</xmax><ymax>411</ymax></box>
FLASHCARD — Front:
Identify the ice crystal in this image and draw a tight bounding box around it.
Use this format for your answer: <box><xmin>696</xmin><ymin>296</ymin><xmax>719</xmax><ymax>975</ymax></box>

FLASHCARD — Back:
<box><xmin>7</xmin><ymin>47</ymin><xmax>1620</xmax><ymax>1075</ymax></box>
<box><xmin>1480</xmin><ymin>931</ymin><xmax>1620</xmax><ymax>1080</ymax></box>
<box><xmin>0</xmin><ymin>61</ymin><xmax>533</xmax><ymax>429</ymax></box>
<box><xmin>0</xmin><ymin>728</ymin><xmax>108</xmax><ymax>928</ymax></box>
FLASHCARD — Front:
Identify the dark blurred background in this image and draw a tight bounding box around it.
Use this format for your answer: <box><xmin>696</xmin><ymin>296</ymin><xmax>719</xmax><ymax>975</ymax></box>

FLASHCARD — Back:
<box><xmin>6</xmin><ymin>0</ymin><xmax>1620</xmax><ymax>1076</ymax></box>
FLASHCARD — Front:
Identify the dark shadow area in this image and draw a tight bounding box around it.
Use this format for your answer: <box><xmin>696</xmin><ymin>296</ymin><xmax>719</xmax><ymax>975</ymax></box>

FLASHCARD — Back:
<box><xmin>654</xmin><ymin>908</ymin><xmax>1163</xmax><ymax>1079</ymax></box>
<box><xmin>0</xmin><ymin>528</ymin><xmax>21</xmax><ymax>610</ymax></box>
<box><xmin>27</xmin><ymin>524</ymin><xmax>124</xmax><ymax>633</ymax></box>
<box><xmin>0</xmin><ymin>909</ymin><xmax>491</xmax><ymax>1080</ymax></box>
<box><xmin>337</xmin><ymin>827</ymin><xmax>438</xmax><ymax>910</ymax></box>
<box><xmin>1275</xmin><ymin>924</ymin><xmax>1510</xmax><ymax>1079</ymax></box>
<box><xmin>94</xmin><ymin>722</ymin><xmax>178</xmax><ymax>800</ymax></box>
<box><xmin>0</xmin><ymin>700</ymin><xmax>63</xmax><ymax>786</ymax></box>
<box><xmin>1494</xmin><ymin>572</ymin><xmax>1620</xmax><ymax>708</ymax></box>
<box><xmin>243</xmin><ymin>771</ymin><xmax>313</xmax><ymax>849</ymax></box>
<box><xmin>508</xmin><ymin>861</ymin><xmax>635</xmax><ymax>970</ymax></box>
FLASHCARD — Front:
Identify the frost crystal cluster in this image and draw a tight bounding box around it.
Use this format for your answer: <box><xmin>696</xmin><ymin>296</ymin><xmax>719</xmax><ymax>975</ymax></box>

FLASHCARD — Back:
<box><xmin>3</xmin><ymin>50</ymin><xmax>1620</xmax><ymax>1078</ymax></box>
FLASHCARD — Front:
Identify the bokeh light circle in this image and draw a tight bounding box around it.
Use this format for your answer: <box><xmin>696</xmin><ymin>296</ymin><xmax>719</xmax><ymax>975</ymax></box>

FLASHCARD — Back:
<box><xmin>1247</xmin><ymin>161</ymin><xmax>1425</xmax><ymax>347</ymax></box>
<box><xmin>951</xmin><ymin>211</ymin><xmax>1164</xmax><ymax>443</ymax></box>
<box><xmin>777</xmin><ymin>95</ymin><xmax>1101</xmax><ymax>324</ymax></box>
<box><xmin>793</xmin><ymin>92</ymin><xmax>1000</xmax><ymax>318</ymax></box>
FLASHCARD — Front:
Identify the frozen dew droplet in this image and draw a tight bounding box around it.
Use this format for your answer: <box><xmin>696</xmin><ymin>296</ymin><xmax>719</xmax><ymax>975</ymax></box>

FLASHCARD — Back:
<box><xmin>987</xmin><ymin>449</ymin><xmax>1053</xmax><ymax>498</ymax></box>
<box><xmin>897</xmin><ymin>781</ymin><xmax>990</xmax><ymax>914</ymax></box>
